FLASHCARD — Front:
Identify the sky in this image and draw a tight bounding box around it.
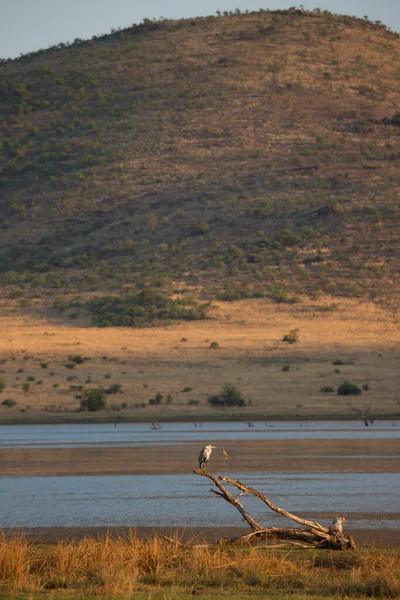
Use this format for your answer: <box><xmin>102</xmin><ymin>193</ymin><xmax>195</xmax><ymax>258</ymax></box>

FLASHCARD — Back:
<box><xmin>1</xmin><ymin>0</ymin><xmax>399</xmax><ymax>59</ymax></box>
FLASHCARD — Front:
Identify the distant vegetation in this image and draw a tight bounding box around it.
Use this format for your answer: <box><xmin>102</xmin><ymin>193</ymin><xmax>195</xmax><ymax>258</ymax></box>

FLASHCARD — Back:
<box><xmin>1</xmin><ymin>9</ymin><xmax>400</xmax><ymax>311</ymax></box>
<box><xmin>89</xmin><ymin>289</ymin><xmax>209</xmax><ymax>326</ymax></box>
<box><xmin>208</xmin><ymin>384</ymin><xmax>246</xmax><ymax>408</ymax></box>
<box><xmin>80</xmin><ymin>388</ymin><xmax>106</xmax><ymax>411</ymax></box>
<box><xmin>337</xmin><ymin>382</ymin><xmax>362</xmax><ymax>396</ymax></box>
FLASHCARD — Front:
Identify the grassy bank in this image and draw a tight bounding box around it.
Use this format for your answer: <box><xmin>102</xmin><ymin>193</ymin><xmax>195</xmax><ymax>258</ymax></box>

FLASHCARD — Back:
<box><xmin>0</xmin><ymin>531</ymin><xmax>399</xmax><ymax>599</ymax></box>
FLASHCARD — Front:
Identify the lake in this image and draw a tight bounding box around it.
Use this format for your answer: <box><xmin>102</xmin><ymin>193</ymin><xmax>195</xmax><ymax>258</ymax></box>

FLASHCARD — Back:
<box><xmin>0</xmin><ymin>421</ymin><xmax>399</xmax><ymax>533</ymax></box>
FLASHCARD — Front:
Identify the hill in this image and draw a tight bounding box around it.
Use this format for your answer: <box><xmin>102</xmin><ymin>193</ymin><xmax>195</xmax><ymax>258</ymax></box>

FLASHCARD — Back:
<box><xmin>1</xmin><ymin>9</ymin><xmax>400</xmax><ymax>313</ymax></box>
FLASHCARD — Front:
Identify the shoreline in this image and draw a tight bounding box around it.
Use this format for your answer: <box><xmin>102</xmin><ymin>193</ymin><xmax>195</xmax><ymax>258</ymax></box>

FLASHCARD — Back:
<box><xmin>0</xmin><ymin>413</ymin><xmax>399</xmax><ymax>425</ymax></box>
<box><xmin>5</xmin><ymin>526</ymin><xmax>400</xmax><ymax>548</ymax></box>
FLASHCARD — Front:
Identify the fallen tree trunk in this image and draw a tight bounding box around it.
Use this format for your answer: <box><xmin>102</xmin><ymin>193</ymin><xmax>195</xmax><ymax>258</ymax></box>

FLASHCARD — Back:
<box><xmin>192</xmin><ymin>469</ymin><xmax>356</xmax><ymax>550</ymax></box>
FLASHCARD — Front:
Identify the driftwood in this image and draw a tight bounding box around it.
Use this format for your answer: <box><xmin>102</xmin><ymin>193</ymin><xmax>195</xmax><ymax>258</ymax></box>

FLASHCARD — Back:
<box><xmin>191</xmin><ymin>469</ymin><xmax>356</xmax><ymax>550</ymax></box>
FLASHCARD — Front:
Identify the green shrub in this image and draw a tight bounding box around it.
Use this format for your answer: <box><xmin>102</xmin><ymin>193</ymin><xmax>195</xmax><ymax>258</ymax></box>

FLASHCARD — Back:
<box><xmin>282</xmin><ymin>329</ymin><xmax>299</xmax><ymax>344</ymax></box>
<box><xmin>1</xmin><ymin>398</ymin><xmax>16</xmax><ymax>407</ymax></box>
<box><xmin>89</xmin><ymin>289</ymin><xmax>209</xmax><ymax>327</ymax></box>
<box><xmin>0</xmin><ymin>378</ymin><xmax>5</xmax><ymax>392</ymax></box>
<box><xmin>189</xmin><ymin>222</ymin><xmax>210</xmax><ymax>235</ymax></box>
<box><xmin>68</xmin><ymin>355</ymin><xmax>87</xmax><ymax>364</ymax></box>
<box><xmin>106</xmin><ymin>383</ymin><xmax>122</xmax><ymax>394</ymax></box>
<box><xmin>80</xmin><ymin>388</ymin><xmax>107</xmax><ymax>411</ymax></box>
<box><xmin>208</xmin><ymin>384</ymin><xmax>246</xmax><ymax>408</ymax></box>
<box><xmin>281</xmin><ymin>365</ymin><xmax>290</xmax><ymax>372</ymax></box>
<box><xmin>188</xmin><ymin>399</ymin><xmax>199</xmax><ymax>405</ymax></box>
<box><xmin>337</xmin><ymin>382</ymin><xmax>362</xmax><ymax>396</ymax></box>
<box><xmin>149</xmin><ymin>392</ymin><xmax>163</xmax><ymax>405</ymax></box>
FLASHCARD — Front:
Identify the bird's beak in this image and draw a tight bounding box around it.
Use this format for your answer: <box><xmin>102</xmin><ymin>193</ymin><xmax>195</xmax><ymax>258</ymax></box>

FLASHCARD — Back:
<box><xmin>211</xmin><ymin>445</ymin><xmax>216</xmax><ymax>448</ymax></box>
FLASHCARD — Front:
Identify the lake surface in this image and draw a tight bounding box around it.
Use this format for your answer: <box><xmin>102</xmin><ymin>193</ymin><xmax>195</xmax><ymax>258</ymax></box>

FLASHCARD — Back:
<box><xmin>1</xmin><ymin>472</ymin><xmax>398</xmax><ymax>530</ymax></box>
<box><xmin>0</xmin><ymin>421</ymin><xmax>399</xmax><ymax>532</ymax></box>
<box><xmin>0</xmin><ymin>420</ymin><xmax>398</xmax><ymax>448</ymax></box>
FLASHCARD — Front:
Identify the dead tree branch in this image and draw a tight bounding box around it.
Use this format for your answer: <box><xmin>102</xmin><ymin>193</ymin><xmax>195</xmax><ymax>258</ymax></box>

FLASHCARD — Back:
<box><xmin>193</xmin><ymin>469</ymin><xmax>356</xmax><ymax>550</ymax></box>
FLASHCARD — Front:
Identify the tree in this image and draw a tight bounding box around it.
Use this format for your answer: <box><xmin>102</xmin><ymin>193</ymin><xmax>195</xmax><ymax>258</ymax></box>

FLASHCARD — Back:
<box><xmin>80</xmin><ymin>388</ymin><xmax>106</xmax><ymax>411</ymax></box>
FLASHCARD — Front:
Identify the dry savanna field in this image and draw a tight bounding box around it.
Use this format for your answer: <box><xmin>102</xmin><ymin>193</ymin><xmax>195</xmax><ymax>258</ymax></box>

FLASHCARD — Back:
<box><xmin>0</xmin><ymin>296</ymin><xmax>399</xmax><ymax>422</ymax></box>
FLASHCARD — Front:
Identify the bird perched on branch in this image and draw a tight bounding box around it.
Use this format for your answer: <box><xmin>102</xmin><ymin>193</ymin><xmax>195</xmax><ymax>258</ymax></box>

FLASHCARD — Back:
<box><xmin>198</xmin><ymin>444</ymin><xmax>216</xmax><ymax>470</ymax></box>
<box><xmin>330</xmin><ymin>515</ymin><xmax>345</xmax><ymax>536</ymax></box>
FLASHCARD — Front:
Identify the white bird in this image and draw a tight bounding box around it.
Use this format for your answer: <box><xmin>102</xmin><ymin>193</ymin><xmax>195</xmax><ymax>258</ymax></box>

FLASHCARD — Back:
<box><xmin>198</xmin><ymin>444</ymin><xmax>216</xmax><ymax>470</ymax></box>
<box><xmin>330</xmin><ymin>515</ymin><xmax>345</xmax><ymax>536</ymax></box>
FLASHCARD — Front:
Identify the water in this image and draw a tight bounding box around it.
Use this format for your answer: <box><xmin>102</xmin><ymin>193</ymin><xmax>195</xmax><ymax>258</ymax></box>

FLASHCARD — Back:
<box><xmin>1</xmin><ymin>472</ymin><xmax>398</xmax><ymax>530</ymax></box>
<box><xmin>0</xmin><ymin>421</ymin><xmax>399</xmax><ymax>532</ymax></box>
<box><xmin>0</xmin><ymin>420</ymin><xmax>398</xmax><ymax>448</ymax></box>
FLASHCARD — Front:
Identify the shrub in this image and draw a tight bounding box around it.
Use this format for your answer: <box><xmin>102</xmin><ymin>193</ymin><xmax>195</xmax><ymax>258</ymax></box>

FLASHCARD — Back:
<box><xmin>80</xmin><ymin>388</ymin><xmax>106</xmax><ymax>411</ymax></box>
<box><xmin>1</xmin><ymin>398</ymin><xmax>16</xmax><ymax>407</ymax></box>
<box><xmin>189</xmin><ymin>222</ymin><xmax>210</xmax><ymax>235</ymax></box>
<box><xmin>106</xmin><ymin>383</ymin><xmax>122</xmax><ymax>394</ymax></box>
<box><xmin>149</xmin><ymin>393</ymin><xmax>163</xmax><ymax>405</ymax></box>
<box><xmin>89</xmin><ymin>289</ymin><xmax>209</xmax><ymax>327</ymax></box>
<box><xmin>281</xmin><ymin>365</ymin><xmax>290</xmax><ymax>372</ymax></box>
<box><xmin>282</xmin><ymin>329</ymin><xmax>299</xmax><ymax>344</ymax></box>
<box><xmin>321</xmin><ymin>386</ymin><xmax>335</xmax><ymax>393</ymax></box>
<box><xmin>208</xmin><ymin>384</ymin><xmax>246</xmax><ymax>408</ymax></box>
<box><xmin>209</xmin><ymin>341</ymin><xmax>220</xmax><ymax>349</ymax></box>
<box><xmin>0</xmin><ymin>378</ymin><xmax>5</xmax><ymax>392</ymax></box>
<box><xmin>188</xmin><ymin>399</ymin><xmax>199</xmax><ymax>405</ymax></box>
<box><xmin>337</xmin><ymin>382</ymin><xmax>362</xmax><ymax>396</ymax></box>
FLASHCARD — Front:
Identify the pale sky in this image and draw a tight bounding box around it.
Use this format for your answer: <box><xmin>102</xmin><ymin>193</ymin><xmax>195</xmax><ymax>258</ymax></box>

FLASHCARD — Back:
<box><xmin>1</xmin><ymin>0</ymin><xmax>399</xmax><ymax>59</ymax></box>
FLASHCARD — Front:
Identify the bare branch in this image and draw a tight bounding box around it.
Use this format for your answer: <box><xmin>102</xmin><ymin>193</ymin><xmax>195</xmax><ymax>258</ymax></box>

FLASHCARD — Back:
<box><xmin>220</xmin><ymin>476</ymin><xmax>329</xmax><ymax>534</ymax></box>
<box><xmin>192</xmin><ymin>470</ymin><xmax>356</xmax><ymax>550</ymax></box>
<box><xmin>193</xmin><ymin>468</ymin><xmax>262</xmax><ymax>531</ymax></box>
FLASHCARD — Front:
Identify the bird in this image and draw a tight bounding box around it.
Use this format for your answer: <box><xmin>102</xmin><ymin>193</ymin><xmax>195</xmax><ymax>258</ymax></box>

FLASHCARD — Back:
<box><xmin>198</xmin><ymin>444</ymin><xmax>216</xmax><ymax>470</ymax></box>
<box><xmin>330</xmin><ymin>515</ymin><xmax>345</xmax><ymax>536</ymax></box>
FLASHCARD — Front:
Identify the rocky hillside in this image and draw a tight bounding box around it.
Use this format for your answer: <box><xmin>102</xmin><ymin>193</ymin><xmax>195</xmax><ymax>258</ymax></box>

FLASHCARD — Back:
<box><xmin>1</xmin><ymin>9</ymin><xmax>400</xmax><ymax>308</ymax></box>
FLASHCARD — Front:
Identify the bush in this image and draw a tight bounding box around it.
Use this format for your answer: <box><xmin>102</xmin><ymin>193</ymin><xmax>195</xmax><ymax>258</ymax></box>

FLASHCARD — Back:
<box><xmin>0</xmin><ymin>378</ymin><xmax>5</xmax><ymax>392</ymax></box>
<box><xmin>149</xmin><ymin>392</ymin><xmax>163</xmax><ymax>405</ymax></box>
<box><xmin>106</xmin><ymin>383</ymin><xmax>122</xmax><ymax>394</ymax></box>
<box><xmin>80</xmin><ymin>388</ymin><xmax>107</xmax><ymax>411</ymax></box>
<box><xmin>89</xmin><ymin>289</ymin><xmax>209</xmax><ymax>327</ymax></box>
<box><xmin>282</xmin><ymin>329</ymin><xmax>299</xmax><ymax>344</ymax></box>
<box><xmin>208</xmin><ymin>384</ymin><xmax>246</xmax><ymax>408</ymax></box>
<box><xmin>320</xmin><ymin>386</ymin><xmax>335</xmax><ymax>393</ymax></box>
<box><xmin>1</xmin><ymin>398</ymin><xmax>16</xmax><ymax>407</ymax></box>
<box><xmin>337</xmin><ymin>382</ymin><xmax>362</xmax><ymax>396</ymax></box>
<box><xmin>68</xmin><ymin>354</ymin><xmax>85</xmax><ymax>364</ymax></box>
<box><xmin>188</xmin><ymin>399</ymin><xmax>199</xmax><ymax>405</ymax></box>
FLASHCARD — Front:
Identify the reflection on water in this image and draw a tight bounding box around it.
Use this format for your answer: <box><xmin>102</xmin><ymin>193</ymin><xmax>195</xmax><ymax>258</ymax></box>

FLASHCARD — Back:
<box><xmin>0</xmin><ymin>420</ymin><xmax>399</xmax><ymax>448</ymax></box>
<box><xmin>1</xmin><ymin>472</ymin><xmax>398</xmax><ymax>530</ymax></box>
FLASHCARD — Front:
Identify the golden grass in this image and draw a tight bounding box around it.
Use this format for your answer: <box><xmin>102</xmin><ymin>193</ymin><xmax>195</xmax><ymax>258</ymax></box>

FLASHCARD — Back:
<box><xmin>0</xmin><ymin>297</ymin><xmax>399</xmax><ymax>420</ymax></box>
<box><xmin>0</xmin><ymin>531</ymin><xmax>399</xmax><ymax>598</ymax></box>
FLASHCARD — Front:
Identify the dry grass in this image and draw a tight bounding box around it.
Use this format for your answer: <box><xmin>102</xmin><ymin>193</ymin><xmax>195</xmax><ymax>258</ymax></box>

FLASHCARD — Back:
<box><xmin>0</xmin><ymin>296</ymin><xmax>399</xmax><ymax>420</ymax></box>
<box><xmin>0</xmin><ymin>531</ymin><xmax>399</xmax><ymax>598</ymax></box>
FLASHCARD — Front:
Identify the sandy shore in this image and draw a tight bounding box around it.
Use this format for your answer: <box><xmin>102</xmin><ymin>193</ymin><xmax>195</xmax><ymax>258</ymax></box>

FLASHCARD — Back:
<box><xmin>1</xmin><ymin>438</ymin><xmax>398</xmax><ymax>475</ymax></box>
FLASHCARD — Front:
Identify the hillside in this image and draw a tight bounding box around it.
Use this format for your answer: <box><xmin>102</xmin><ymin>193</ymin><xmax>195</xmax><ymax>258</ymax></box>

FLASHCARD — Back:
<box><xmin>1</xmin><ymin>9</ymin><xmax>400</xmax><ymax>311</ymax></box>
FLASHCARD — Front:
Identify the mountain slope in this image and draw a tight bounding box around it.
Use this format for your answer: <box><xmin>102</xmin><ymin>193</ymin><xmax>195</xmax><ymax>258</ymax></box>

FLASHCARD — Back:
<box><xmin>1</xmin><ymin>9</ymin><xmax>400</xmax><ymax>305</ymax></box>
